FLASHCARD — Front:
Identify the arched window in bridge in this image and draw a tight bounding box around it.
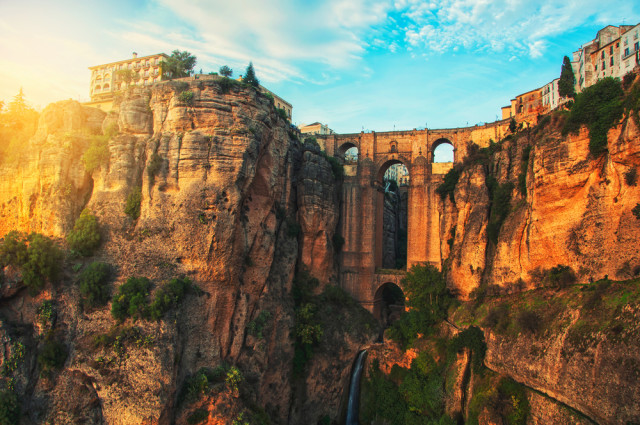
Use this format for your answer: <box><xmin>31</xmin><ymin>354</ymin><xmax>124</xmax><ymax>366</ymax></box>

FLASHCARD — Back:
<box><xmin>377</xmin><ymin>159</ymin><xmax>409</xmax><ymax>270</ymax></box>
<box><xmin>433</xmin><ymin>139</ymin><xmax>454</xmax><ymax>163</ymax></box>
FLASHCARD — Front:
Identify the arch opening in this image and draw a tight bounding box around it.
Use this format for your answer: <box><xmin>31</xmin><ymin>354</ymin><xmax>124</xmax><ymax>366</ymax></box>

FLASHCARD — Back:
<box><xmin>376</xmin><ymin>159</ymin><xmax>409</xmax><ymax>270</ymax></box>
<box><xmin>373</xmin><ymin>282</ymin><xmax>405</xmax><ymax>326</ymax></box>
<box><xmin>433</xmin><ymin>138</ymin><xmax>454</xmax><ymax>163</ymax></box>
<box><xmin>338</xmin><ymin>142</ymin><xmax>358</xmax><ymax>162</ymax></box>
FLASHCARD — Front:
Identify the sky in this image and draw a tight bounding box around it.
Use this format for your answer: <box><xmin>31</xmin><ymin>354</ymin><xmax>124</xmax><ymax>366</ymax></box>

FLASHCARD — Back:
<box><xmin>1</xmin><ymin>0</ymin><xmax>640</xmax><ymax>134</ymax></box>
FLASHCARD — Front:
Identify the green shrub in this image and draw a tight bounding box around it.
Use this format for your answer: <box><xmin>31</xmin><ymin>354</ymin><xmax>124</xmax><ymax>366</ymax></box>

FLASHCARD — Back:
<box><xmin>82</xmin><ymin>134</ymin><xmax>110</xmax><ymax>173</ymax></box>
<box><xmin>633</xmin><ymin>203</ymin><xmax>640</xmax><ymax>220</ymax></box>
<box><xmin>148</xmin><ymin>277</ymin><xmax>191</xmax><ymax>320</ymax></box>
<box><xmin>178</xmin><ymin>90</ymin><xmax>195</xmax><ymax>105</ymax></box>
<box><xmin>111</xmin><ymin>276</ymin><xmax>151</xmax><ymax>321</ymax></box>
<box><xmin>626</xmin><ymin>168</ymin><xmax>638</xmax><ymax>186</ymax></box>
<box><xmin>246</xmin><ymin>310</ymin><xmax>272</xmax><ymax>339</ymax></box>
<box><xmin>303</xmin><ymin>136</ymin><xmax>319</xmax><ymax>148</ymax></box>
<box><xmin>37</xmin><ymin>300</ymin><xmax>56</xmax><ymax>327</ymax></box>
<box><xmin>0</xmin><ymin>232</ymin><xmax>63</xmax><ymax>293</ymax></box>
<box><xmin>449</xmin><ymin>326</ymin><xmax>487</xmax><ymax>373</ymax></box>
<box><xmin>562</xmin><ymin>77</ymin><xmax>624</xmax><ymax>156</ymax></box>
<box><xmin>547</xmin><ymin>264</ymin><xmax>577</xmax><ymax>288</ymax></box>
<box><xmin>147</xmin><ymin>152</ymin><xmax>163</xmax><ymax>181</ymax></box>
<box><xmin>124</xmin><ymin>187</ymin><xmax>142</xmax><ymax>220</ymax></box>
<box><xmin>78</xmin><ymin>262</ymin><xmax>111</xmax><ymax>308</ymax></box>
<box><xmin>276</xmin><ymin>107</ymin><xmax>288</xmax><ymax>121</ymax></box>
<box><xmin>225</xmin><ymin>366</ymin><xmax>243</xmax><ymax>392</ymax></box>
<box><xmin>187</xmin><ymin>408</ymin><xmax>209</xmax><ymax>424</ymax></box>
<box><xmin>332</xmin><ymin>233</ymin><xmax>344</xmax><ymax>252</ymax></box>
<box><xmin>623</xmin><ymin>72</ymin><xmax>636</xmax><ymax>90</ymax></box>
<box><xmin>436</xmin><ymin>166</ymin><xmax>461</xmax><ymax>202</ymax></box>
<box><xmin>487</xmin><ymin>179</ymin><xmax>514</xmax><ymax>244</ymax></box>
<box><xmin>38</xmin><ymin>334</ymin><xmax>67</xmax><ymax>374</ymax></box>
<box><xmin>322</xmin><ymin>154</ymin><xmax>344</xmax><ymax>180</ymax></box>
<box><xmin>218</xmin><ymin>77</ymin><xmax>240</xmax><ymax>94</ymax></box>
<box><xmin>0</xmin><ymin>389</ymin><xmax>19</xmax><ymax>424</ymax></box>
<box><xmin>67</xmin><ymin>209</ymin><xmax>101</xmax><ymax>256</ymax></box>
<box><xmin>483</xmin><ymin>303</ymin><xmax>511</xmax><ymax>333</ymax></box>
<box><xmin>516</xmin><ymin>310</ymin><xmax>541</xmax><ymax>334</ymax></box>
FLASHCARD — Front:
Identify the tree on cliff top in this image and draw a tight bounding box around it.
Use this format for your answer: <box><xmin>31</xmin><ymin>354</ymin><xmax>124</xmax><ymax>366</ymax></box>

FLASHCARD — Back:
<box><xmin>243</xmin><ymin>62</ymin><xmax>260</xmax><ymax>88</ymax></box>
<box><xmin>219</xmin><ymin>65</ymin><xmax>233</xmax><ymax>78</ymax></box>
<box><xmin>161</xmin><ymin>50</ymin><xmax>197</xmax><ymax>80</ymax></box>
<box><xmin>559</xmin><ymin>55</ymin><xmax>576</xmax><ymax>99</ymax></box>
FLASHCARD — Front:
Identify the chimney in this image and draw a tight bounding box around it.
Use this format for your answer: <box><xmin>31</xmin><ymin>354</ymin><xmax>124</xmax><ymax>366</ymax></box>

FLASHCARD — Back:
<box><xmin>133</xmin><ymin>52</ymin><xmax>138</xmax><ymax>58</ymax></box>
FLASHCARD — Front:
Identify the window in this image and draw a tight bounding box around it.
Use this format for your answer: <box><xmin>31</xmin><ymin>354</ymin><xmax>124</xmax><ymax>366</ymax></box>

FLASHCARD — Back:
<box><xmin>601</xmin><ymin>50</ymin><xmax>605</xmax><ymax>58</ymax></box>
<box><xmin>602</xmin><ymin>61</ymin><xmax>606</xmax><ymax>70</ymax></box>
<box><xmin>610</xmin><ymin>46</ymin><xmax>613</xmax><ymax>55</ymax></box>
<box><xmin>611</xmin><ymin>57</ymin><xmax>614</xmax><ymax>66</ymax></box>
<box><xmin>626</xmin><ymin>47</ymin><xmax>631</xmax><ymax>56</ymax></box>
<box><xmin>635</xmin><ymin>42</ymin><xmax>640</xmax><ymax>51</ymax></box>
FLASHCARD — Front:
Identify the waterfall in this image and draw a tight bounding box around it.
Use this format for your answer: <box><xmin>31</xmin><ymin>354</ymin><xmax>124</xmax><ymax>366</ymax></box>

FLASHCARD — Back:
<box><xmin>345</xmin><ymin>350</ymin><xmax>367</xmax><ymax>425</ymax></box>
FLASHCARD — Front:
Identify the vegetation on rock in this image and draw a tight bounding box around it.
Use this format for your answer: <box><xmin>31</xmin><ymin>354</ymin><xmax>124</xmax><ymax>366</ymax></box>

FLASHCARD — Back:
<box><xmin>124</xmin><ymin>186</ymin><xmax>142</xmax><ymax>220</ymax></box>
<box><xmin>77</xmin><ymin>262</ymin><xmax>111</xmax><ymax>308</ymax></box>
<box><xmin>558</xmin><ymin>55</ymin><xmax>576</xmax><ymax>99</ymax></box>
<box><xmin>67</xmin><ymin>209</ymin><xmax>101</xmax><ymax>256</ymax></box>
<box><xmin>243</xmin><ymin>62</ymin><xmax>260</xmax><ymax>88</ymax></box>
<box><xmin>162</xmin><ymin>50</ymin><xmax>197</xmax><ymax>79</ymax></box>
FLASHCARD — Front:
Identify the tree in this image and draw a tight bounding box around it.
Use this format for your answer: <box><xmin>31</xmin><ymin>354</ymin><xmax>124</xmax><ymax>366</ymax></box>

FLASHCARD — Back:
<box><xmin>219</xmin><ymin>65</ymin><xmax>233</xmax><ymax>78</ymax></box>
<box><xmin>243</xmin><ymin>62</ymin><xmax>260</xmax><ymax>88</ymax></box>
<box><xmin>559</xmin><ymin>55</ymin><xmax>576</xmax><ymax>99</ymax></box>
<box><xmin>67</xmin><ymin>209</ymin><xmax>101</xmax><ymax>256</ymax></box>
<box><xmin>161</xmin><ymin>50</ymin><xmax>197</xmax><ymax>80</ymax></box>
<box><xmin>509</xmin><ymin>117</ymin><xmax>517</xmax><ymax>133</ymax></box>
<box><xmin>115</xmin><ymin>69</ymin><xmax>138</xmax><ymax>85</ymax></box>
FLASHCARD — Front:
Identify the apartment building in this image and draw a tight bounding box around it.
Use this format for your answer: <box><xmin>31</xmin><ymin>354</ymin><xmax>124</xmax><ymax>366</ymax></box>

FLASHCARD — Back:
<box><xmin>621</xmin><ymin>23</ymin><xmax>640</xmax><ymax>75</ymax></box>
<box><xmin>299</xmin><ymin>122</ymin><xmax>335</xmax><ymax>136</ymax></box>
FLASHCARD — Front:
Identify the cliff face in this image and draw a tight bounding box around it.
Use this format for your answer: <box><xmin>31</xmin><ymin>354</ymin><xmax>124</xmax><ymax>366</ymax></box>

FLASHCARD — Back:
<box><xmin>444</xmin><ymin>114</ymin><xmax>640</xmax><ymax>298</ymax></box>
<box><xmin>0</xmin><ymin>79</ymin><xmax>370</xmax><ymax>424</ymax></box>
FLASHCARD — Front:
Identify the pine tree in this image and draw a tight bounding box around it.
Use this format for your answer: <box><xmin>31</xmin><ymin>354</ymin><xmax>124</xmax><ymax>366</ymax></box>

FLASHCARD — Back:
<box><xmin>219</xmin><ymin>65</ymin><xmax>233</xmax><ymax>78</ymax></box>
<box><xmin>559</xmin><ymin>56</ymin><xmax>576</xmax><ymax>99</ymax></box>
<box><xmin>243</xmin><ymin>62</ymin><xmax>260</xmax><ymax>88</ymax></box>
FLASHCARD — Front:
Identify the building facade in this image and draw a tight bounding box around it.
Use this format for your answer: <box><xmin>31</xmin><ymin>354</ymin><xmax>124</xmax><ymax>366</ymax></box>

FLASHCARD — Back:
<box><xmin>621</xmin><ymin>24</ymin><xmax>640</xmax><ymax>76</ymax></box>
<box><xmin>259</xmin><ymin>87</ymin><xmax>292</xmax><ymax>120</ymax></box>
<box><xmin>299</xmin><ymin>122</ymin><xmax>335</xmax><ymax>136</ymax></box>
<box><xmin>86</xmin><ymin>52</ymin><xmax>168</xmax><ymax>110</ymax></box>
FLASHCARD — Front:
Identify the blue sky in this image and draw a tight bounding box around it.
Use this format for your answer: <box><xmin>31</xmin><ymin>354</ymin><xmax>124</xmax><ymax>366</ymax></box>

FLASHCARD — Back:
<box><xmin>1</xmin><ymin>0</ymin><xmax>639</xmax><ymax>133</ymax></box>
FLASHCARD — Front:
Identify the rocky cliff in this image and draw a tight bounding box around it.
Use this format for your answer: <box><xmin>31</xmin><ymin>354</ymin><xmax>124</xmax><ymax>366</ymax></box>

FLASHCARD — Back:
<box><xmin>0</xmin><ymin>78</ymin><xmax>374</xmax><ymax>424</ymax></box>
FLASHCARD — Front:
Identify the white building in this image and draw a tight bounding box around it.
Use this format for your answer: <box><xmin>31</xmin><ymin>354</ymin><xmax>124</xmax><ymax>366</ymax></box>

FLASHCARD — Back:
<box><xmin>299</xmin><ymin>122</ymin><xmax>335</xmax><ymax>136</ymax></box>
<box><xmin>621</xmin><ymin>24</ymin><xmax>640</xmax><ymax>76</ymax></box>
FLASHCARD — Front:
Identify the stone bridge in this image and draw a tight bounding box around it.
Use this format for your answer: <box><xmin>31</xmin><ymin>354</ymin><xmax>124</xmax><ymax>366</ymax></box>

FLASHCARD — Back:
<box><xmin>316</xmin><ymin>121</ymin><xmax>510</xmax><ymax>317</ymax></box>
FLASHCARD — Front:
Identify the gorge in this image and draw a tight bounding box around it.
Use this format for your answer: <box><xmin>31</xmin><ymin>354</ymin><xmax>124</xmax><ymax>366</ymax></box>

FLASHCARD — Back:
<box><xmin>0</xmin><ymin>73</ymin><xmax>639</xmax><ymax>424</ymax></box>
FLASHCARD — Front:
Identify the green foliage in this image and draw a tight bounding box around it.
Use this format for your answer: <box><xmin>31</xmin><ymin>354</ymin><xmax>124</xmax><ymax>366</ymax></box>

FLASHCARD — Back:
<box><xmin>178</xmin><ymin>90</ymin><xmax>195</xmax><ymax>106</ymax></box>
<box><xmin>161</xmin><ymin>50</ymin><xmax>197</xmax><ymax>79</ymax></box>
<box><xmin>547</xmin><ymin>264</ymin><xmax>577</xmax><ymax>288</ymax></box>
<box><xmin>319</xmin><ymin>152</ymin><xmax>344</xmax><ymax>180</ymax></box>
<box><xmin>0</xmin><ymin>231</ymin><xmax>62</xmax><ymax>293</ymax></box>
<box><xmin>468</xmin><ymin>376</ymin><xmax>530</xmax><ymax>425</ymax></box>
<box><xmin>303</xmin><ymin>136</ymin><xmax>319</xmax><ymax>148</ymax></box>
<box><xmin>563</xmin><ymin>77</ymin><xmax>624</xmax><ymax>156</ymax></box>
<box><xmin>449</xmin><ymin>326</ymin><xmax>487</xmax><ymax>373</ymax></box>
<box><xmin>147</xmin><ymin>277</ymin><xmax>192</xmax><ymax>320</ymax></box>
<box><xmin>436</xmin><ymin>166</ymin><xmax>461</xmax><ymax>202</ymax></box>
<box><xmin>67</xmin><ymin>209</ymin><xmax>101</xmax><ymax>256</ymax></box>
<box><xmin>517</xmin><ymin>146</ymin><xmax>532</xmax><ymax>197</ymax></box>
<box><xmin>625</xmin><ymin>168</ymin><xmax>638</xmax><ymax>186</ymax></box>
<box><xmin>516</xmin><ymin>309</ymin><xmax>541</xmax><ymax>334</ymax></box>
<box><xmin>1</xmin><ymin>341</ymin><xmax>25</xmax><ymax>376</ymax></box>
<box><xmin>218</xmin><ymin>77</ymin><xmax>241</xmax><ymax>94</ymax></box>
<box><xmin>37</xmin><ymin>300</ymin><xmax>56</xmax><ymax>327</ymax></box>
<box><xmin>509</xmin><ymin>117</ymin><xmax>517</xmax><ymax>133</ymax></box>
<box><xmin>78</xmin><ymin>262</ymin><xmax>111</xmax><ymax>308</ymax></box>
<box><xmin>483</xmin><ymin>303</ymin><xmax>511</xmax><ymax>333</ymax></box>
<box><xmin>187</xmin><ymin>408</ymin><xmax>209</xmax><ymax>424</ymax></box>
<box><xmin>0</xmin><ymin>89</ymin><xmax>40</xmax><ymax>165</ymax></box>
<box><xmin>225</xmin><ymin>366</ymin><xmax>243</xmax><ymax>392</ymax></box>
<box><xmin>124</xmin><ymin>187</ymin><xmax>142</xmax><ymax>220</ymax></box>
<box><xmin>82</xmin><ymin>131</ymin><xmax>112</xmax><ymax>173</ymax></box>
<box><xmin>276</xmin><ymin>107</ymin><xmax>288</xmax><ymax>121</ymax></box>
<box><xmin>292</xmin><ymin>269</ymin><xmax>318</xmax><ymax>306</ymax></box>
<box><xmin>332</xmin><ymin>233</ymin><xmax>344</xmax><ymax>252</ymax></box>
<box><xmin>486</xmin><ymin>178</ymin><xmax>514</xmax><ymax>244</ymax></box>
<box><xmin>246</xmin><ymin>310</ymin><xmax>272</xmax><ymax>339</ymax></box>
<box><xmin>623</xmin><ymin>72</ymin><xmax>636</xmax><ymax>90</ymax></box>
<box><xmin>243</xmin><ymin>62</ymin><xmax>260</xmax><ymax>88</ymax></box>
<box><xmin>388</xmin><ymin>265</ymin><xmax>454</xmax><ymax>348</ymax></box>
<box><xmin>219</xmin><ymin>65</ymin><xmax>233</xmax><ymax>78</ymax></box>
<box><xmin>558</xmin><ymin>55</ymin><xmax>576</xmax><ymax>98</ymax></box>
<box><xmin>147</xmin><ymin>152</ymin><xmax>163</xmax><ymax>181</ymax></box>
<box><xmin>111</xmin><ymin>277</ymin><xmax>151</xmax><ymax>321</ymax></box>
<box><xmin>634</xmin><ymin>203</ymin><xmax>640</xmax><ymax>220</ymax></box>
<box><xmin>0</xmin><ymin>389</ymin><xmax>19</xmax><ymax>425</ymax></box>
<box><xmin>38</xmin><ymin>333</ymin><xmax>67</xmax><ymax>374</ymax></box>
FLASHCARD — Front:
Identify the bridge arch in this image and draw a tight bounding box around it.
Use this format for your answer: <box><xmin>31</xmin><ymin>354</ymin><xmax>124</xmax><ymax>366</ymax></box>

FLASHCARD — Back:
<box><xmin>432</xmin><ymin>138</ymin><xmax>455</xmax><ymax>163</ymax></box>
<box><xmin>373</xmin><ymin>282</ymin><xmax>405</xmax><ymax>325</ymax></box>
<box><xmin>375</xmin><ymin>156</ymin><xmax>411</xmax><ymax>183</ymax></box>
<box><xmin>338</xmin><ymin>141</ymin><xmax>359</xmax><ymax>158</ymax></box>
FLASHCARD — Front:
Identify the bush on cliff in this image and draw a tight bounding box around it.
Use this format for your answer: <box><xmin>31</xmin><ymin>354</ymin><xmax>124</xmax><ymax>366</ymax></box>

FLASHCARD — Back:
<box><xmin>77</xmin><ymin>262</ymin><xmax>111</xmax><ymax>309</ymax></box>
<box><xmin>562</xmin><ymin>77</ymin><xmax>624</xmax><ymax>156</ymax></box>
<box><xmin>67</xmin><ymin>209</ymin><xmax>101</xmax><ymax>256</ymax></box>
<box><xmin>147</xmin><ymin>277</ymin><xmax>192</xmax><ymax>320</ymax></box>
<box><xmin>633</xmin><ymin>203</ymin><xmax>640</xmax><ymax>220</ymax></box>
<box><xmin>0</xmin><ymin>389</ymin><xmax>20</xmax><ymax>424</ymax></box>
<box><xmin>436</xmin><ymin>166</ymin><xmax>461</xmax><ymax>203</ymax></box>
<box><xmin>124</xmin><ymin>187</ymin><xmax>142</xmax><ymax>220</ymax></box>
<box><xmin>388</xmin><ymin>265</ymin><xmax>455</xmax><ymax>348</ymax></box>
<box><xmin>111</xmin><ymin>276</ymin><xmax>151</xmax><ymax>321</ymax></box>
<box><xmin>486</xmin><ymin>177</ymin><xmax>514</xmax><ymax>244</ymax></box>
<box><xmin>0</xmin><ymin>231</ymin><xmax>62</xmax><ymax>293</ymax></box>
<box><xmin>147</xmin><ymin>152</ymin><xmax>163</xmax><ymax>182</ymax></box>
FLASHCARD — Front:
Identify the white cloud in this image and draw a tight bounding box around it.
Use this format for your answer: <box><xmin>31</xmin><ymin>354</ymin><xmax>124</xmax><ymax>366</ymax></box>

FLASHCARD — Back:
<box><xmin>394</xmin><ymin>0</ymin><xmax>640</xmax><ymax>56</ymax></box>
